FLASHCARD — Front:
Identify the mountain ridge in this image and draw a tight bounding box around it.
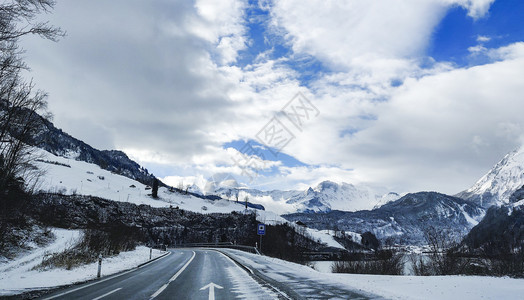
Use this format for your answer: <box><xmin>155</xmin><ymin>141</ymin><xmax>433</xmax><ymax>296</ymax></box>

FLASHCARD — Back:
<box><xmin>284</xmin><ymin>191</ymin><xmax>485</xmax><ymax>245</ymax></box>
<box><xmin>25</xmin><ymin>113</ymin><xmax>159</xmax><ymax>187</ymax></box>
<box><xmin>457</xmin><ymin>145</ymin><xmax>524</xmax><ymax>208</ymax></box>
<box><xmin>206</xmin><ymin>179</ymin><xmax>400</xmax><ymax>214</ymax></box>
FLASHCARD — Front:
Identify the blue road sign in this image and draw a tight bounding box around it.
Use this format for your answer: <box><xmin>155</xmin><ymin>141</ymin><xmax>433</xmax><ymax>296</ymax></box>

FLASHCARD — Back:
<box><xmin>257</xmin><ymin>224</ymin><xmax>266</xmax><ymax>235</ymax></box>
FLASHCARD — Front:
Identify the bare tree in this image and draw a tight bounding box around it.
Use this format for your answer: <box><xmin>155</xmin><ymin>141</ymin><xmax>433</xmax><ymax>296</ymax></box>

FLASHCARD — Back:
<box><xmin>0</xmin><ymin>0</ymin><xmax>63</xmax><ymax>216</ymax></box>
<box><xmin>412</xmin><ymin>226</ymin><xmax>470</xmax><ymax>275</ymax></box>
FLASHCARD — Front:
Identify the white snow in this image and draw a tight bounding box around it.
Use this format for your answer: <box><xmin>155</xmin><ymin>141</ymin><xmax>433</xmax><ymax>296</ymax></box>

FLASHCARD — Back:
<box><xmin>310</xmin><ymin>261</ymin><xmax>334</xmax><ymax>273</ymax></box>
<box><xmin>511</xmin><ymin>199</ymin><xmax>524</xmax><ymax>208</ymax></box>
<box><xmin>0</xmin><ymin>228</ymin><xmax>80</xmax><ymax>275</ymax></box>
<box><xmin>459</xmin><ymin>204</ymin><xmax>482</xmax><ymax>226</ymax></box>
<box><xmin>202</xmin><ymin>179</ymin><xmax>399</xmax><ymax>214</ymax></box>
<box><xmin>33</xmin><ymin>149</ymin><xmax>345</xmax><ymax>250</ymax></box>
<box><xmin>223</xmin><ymin>249</ymin><xmax>524</xmax><ymax>300</ymax></box>
<box><xmin>0</xmin><ymin>228</ymin><xmax>167</xmax><ymax>296</ymax></box>
<box><xmin>34</xmin><ymin>149</ymin><xmax>250</xmax><ymax>214</ymax></box>
<box><xmin>254</xmin><ymin>210</ymin><xmax>346</xmax><ymax>249</ymax></box>
<box><xmin>219</xmin><ymin>253</ymin><xmax>277</xmax><ymax>299</ymax></box>
<box><xmin>461</xmin><ymin>145</ymin><xmax>524</xmax><ymax>206</ymax></box>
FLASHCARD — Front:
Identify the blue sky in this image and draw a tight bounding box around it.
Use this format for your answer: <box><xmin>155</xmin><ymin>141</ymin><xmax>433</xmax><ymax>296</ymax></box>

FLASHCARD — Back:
<box><xmin>236</xmin><ymin>1</ymin><xmax>329</xmax><ymax>86</ymax></box>
<box><xmin>23</xmin><ymin>0</ymin><xmax>524</xmax><ymax>194</ymax></box>
<box><xmin>215</xmin><ymin>0</ymin><xmax>524</xmax><ymax>190</ymax></box>
<box><xmin>429</xmin><ymin>0</ymin><xmax>524</xmax><ymax>66</ymax></box>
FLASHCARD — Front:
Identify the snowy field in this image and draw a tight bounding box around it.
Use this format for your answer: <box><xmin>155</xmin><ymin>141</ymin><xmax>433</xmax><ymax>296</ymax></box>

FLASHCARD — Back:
<box><xmin>223</xmin><ymin>249</ymin><xmax>524</xmax><ymax>300</ymax></box>
<box><xmin>0</xmin><ymin>228</ymin><xmax>167</xmax><ymax>296</ymax></box>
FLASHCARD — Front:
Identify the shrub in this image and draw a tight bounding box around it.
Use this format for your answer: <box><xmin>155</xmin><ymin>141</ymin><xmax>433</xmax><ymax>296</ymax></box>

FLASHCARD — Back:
<box><xmin>332</xmin><ymin>250</ymin><xmax>405</xmax><ymax>275</ymax></box>
<box><xmin>34</xmin><ymin>226</ymin><xmax>143</xmax><ymax>271</ymax></box>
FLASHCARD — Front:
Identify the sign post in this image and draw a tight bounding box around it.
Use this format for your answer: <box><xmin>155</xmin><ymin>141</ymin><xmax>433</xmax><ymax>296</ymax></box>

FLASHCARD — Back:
<box><xmin>257</xmin><ymin>224</ymin><xmax>265</xmax><ymax>253</ymax></box>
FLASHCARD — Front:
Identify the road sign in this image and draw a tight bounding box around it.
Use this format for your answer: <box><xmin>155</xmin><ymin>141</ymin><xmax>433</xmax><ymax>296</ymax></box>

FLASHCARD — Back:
<box><xmin>257</xmin><ymin>224</ymin><xmax>265</xmax><ymax>235</ymax></box>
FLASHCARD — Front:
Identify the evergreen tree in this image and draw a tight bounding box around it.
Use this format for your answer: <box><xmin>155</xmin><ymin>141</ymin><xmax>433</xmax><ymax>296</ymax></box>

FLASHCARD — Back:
<box><xmin>152</xmin><ymin>178</ymin><xmax>159</xmax><ymax>198</ymax></box>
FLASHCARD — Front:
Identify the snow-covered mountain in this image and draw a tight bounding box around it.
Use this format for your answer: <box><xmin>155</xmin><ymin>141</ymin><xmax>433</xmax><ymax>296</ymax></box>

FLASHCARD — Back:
<box><xmin>209</xmin><ymin>180</ymin><xmax>400</xmax><ymax>215</ymax></box>
<box><xmin>457</xmin><ymin>145</ymin><xmax>524</xmax><ymax>208</ymax></box>
<box><xmin>285</xmin><ymin>192</ymin><xmax>486</xmax><ymax>245</ymax></box>
<box><xmin>462</xmin><ymin>186</ymin><xmax>524</xmax><ymax>253</ymax></box>
<box><xmin>286</xmin><ymin>181</ymin><xmax>400</xmax><ymax>213</ymax></box>
<box><xmin>373</xmin><ymin>192</ymin><xmax>402</xmax><ymax>209</ymax></box>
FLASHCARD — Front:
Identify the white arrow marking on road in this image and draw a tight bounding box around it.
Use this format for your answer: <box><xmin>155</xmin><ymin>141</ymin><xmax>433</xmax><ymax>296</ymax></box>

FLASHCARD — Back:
<box><xmin>200</xmin><ymin>282</ymin><xmax>223</xmax><ymax>300</ymax></box>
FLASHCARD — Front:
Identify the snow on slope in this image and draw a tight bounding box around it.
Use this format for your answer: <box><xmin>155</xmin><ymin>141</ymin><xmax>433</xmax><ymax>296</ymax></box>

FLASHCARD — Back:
<box><xmin>458</xmin><ymin>145</ymin><xmax>524</xmax><ymax>208</ymax></box>
<box><xmin>35</xmin><ymin>149</ymin><xmax>247</xmax><ymax>213</ymax></box>
<box><xmin>373</xmin><ymin>192</ymin><xmax>402</xmax><ymax>209</ymax></box>
<box><xmin>34</xmin><ymin>149</ymin><xmax>346</xmax><ymax>249</ymax></box>
<box><xmin>0</xmin><ymin>229</ymin><xmax>80</xmax><ymax>276</ymax></box>
<box><xmin>0</xmin><ymin>228</ymin><xmax>166</xmax><ymax>296</ymax></box>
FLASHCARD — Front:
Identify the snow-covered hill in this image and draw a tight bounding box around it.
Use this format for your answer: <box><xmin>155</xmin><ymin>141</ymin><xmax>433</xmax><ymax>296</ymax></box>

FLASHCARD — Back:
<box><xmin>33</xmin><ymin>149</ymin><xmax>347</xmax><ymax>250</ymax></box>
<box><xmin>26</xmin><ymin>114</ymin><xmax>157</xmax><ymax>186</ymax></box>
<box><xmin>457</xmin><ymin>145</ymin><xmax>524</xmax><ymax>208</ymax></box>
<box><xmin>210</xmin><ymin>180</ymin><xmax>399</xmax><ymax>214</ymax></box>
<box><xmin>35</xmin><ymin>149</ymin><xmax>238</xmax><ymax>213</ymax></box>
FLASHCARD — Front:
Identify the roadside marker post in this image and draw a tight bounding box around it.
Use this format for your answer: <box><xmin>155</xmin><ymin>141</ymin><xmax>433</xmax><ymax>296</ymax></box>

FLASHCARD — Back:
<box><xmin>97</xmin><ymin>254</ymin><xmax>102</xmax><ymax>278</ymax></box>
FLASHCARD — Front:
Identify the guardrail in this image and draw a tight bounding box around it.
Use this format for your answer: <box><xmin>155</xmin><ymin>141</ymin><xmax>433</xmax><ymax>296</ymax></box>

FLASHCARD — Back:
<box><xmin>173</xmin><ymin>242</ymin><xmax>260</xmax><ymax>254</ymax></box>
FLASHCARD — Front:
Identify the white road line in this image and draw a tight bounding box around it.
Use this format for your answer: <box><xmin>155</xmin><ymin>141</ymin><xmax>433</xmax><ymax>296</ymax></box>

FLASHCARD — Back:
<box><xmin>216</xmin><ymin>251</ymin><xmax>254</xmax><ymax>275</ymax></box>
<box><xmin>215</xmin><ymin>250</ymin><xmax>293</xmax><ymax>300</ymax></box>
<box><xmin>91</xmin><ymin>287</ymin><xmax>122</xmax><ymax>300</ymax></box>
<box><xmin>42</xmin><ymin>270</ymin><xmax>134</xmax><ymax>300</ymax></box>
<box><xmin>137</xmin><ymin>251</ymin><xmax>171</xmax><ymax>269</ymax></box>
<box><xmin>42</xmin><ymin>252</ymin><xmax>172</xmax><ymax>300</ymax></box>
<box><xmin>149</xmin><ymin>283</ymin><xmax>168</xmax><ymax>299</ymax></box>
<box><xmin>149</xmin><ymin>251</ymin><xmax>196</xmax><ymax>299</ymax></box>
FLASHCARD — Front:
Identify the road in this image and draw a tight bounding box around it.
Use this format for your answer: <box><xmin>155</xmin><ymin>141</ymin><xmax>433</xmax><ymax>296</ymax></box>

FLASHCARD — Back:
<box><xmin>40</xmin><ymin>249</ymin><xmax>277</xmax><ymax>300</ymax></box>
<box><xmin>40</xmin><ymin>248</ymin><xmax>378</xmax><ymax>300</ymax></box>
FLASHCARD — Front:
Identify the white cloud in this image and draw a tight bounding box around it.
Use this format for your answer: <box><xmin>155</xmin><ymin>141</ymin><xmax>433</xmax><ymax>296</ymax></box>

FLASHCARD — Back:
<box><xmin>477</xmin><ymin>35</ymin><xmax>491</xmax><ymax>42</ymax></box>
<box><xmin>190</xmin><ymin>0</ymin><xmax>248</xmax><ymax>64</ymax></box>
<box><xmin>449</xmin><ymin>0</ymin><xmax>495</xmax><ymax>19</ymax></box>
<box><xmin>332</xmin><ymin>43</ymin><xmax>524</xmax><ymax>193</ymax></box>
<box><xmin>468</xmin><ymin>45</ymin><xmax>488</xmax><ymax>54</ymax></box>
<box><xmin>270</xmin><ymin>0</ymin><xmax>448</xmax><ymax>70</ymax></box>
<box><xmin>21</xmin><ymin>0</ymin><xmax>523</xmax><ymax>198</ymax></box>
<box><xmin>23</xmin><ymin>0</ymin><xmax>250</xmax><ymax>159</ymax></box>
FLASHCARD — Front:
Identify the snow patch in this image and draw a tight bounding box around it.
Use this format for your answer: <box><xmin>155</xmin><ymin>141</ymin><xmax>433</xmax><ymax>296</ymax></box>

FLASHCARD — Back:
<box><xmin>223</xmin><ymin>249</ymin><xmax>524</xmax><ymax>300</ymax></box>
<box><xmin>0</xmin><ymin>228</ymin><xmax>167</xmax><ymax>296</ymax></box>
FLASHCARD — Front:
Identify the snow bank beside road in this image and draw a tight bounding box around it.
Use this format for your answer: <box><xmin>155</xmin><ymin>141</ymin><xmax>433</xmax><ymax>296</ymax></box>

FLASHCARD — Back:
<box><xmin>224</xmin><ymin>249</ymin><xmax>524</xmax><ymax>300</ymax></box>
<box><xmin>0</xmin><ymin>228</ymin><xmax>167</xmax><ymax>296</ymax></box>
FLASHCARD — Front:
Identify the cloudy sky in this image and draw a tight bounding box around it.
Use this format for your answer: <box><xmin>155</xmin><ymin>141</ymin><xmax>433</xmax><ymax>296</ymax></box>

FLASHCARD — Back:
<box><xmin>22</xmin><ymin>0</ymin><xmax>524</xmax><ymax>194</ymax></box>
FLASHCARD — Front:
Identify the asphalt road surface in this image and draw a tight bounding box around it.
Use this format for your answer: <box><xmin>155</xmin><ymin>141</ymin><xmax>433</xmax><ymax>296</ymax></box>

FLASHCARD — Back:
<box><xmin>40</xmin><ymin>249</ymin><xmax>277</xmax><ymax>300</ymax></box>
<box><xmin>39</xmin><ymin>248</ymin><xmax>377</xmax><ymax>300</ymax></box>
